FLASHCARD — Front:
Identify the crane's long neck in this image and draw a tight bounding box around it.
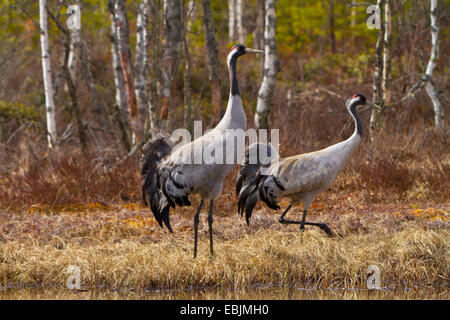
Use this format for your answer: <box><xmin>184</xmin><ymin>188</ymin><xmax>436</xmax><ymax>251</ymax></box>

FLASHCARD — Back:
<box><xmin>334</xmin><ymin>101</ymin><xmax>363</xmax><ymax>168</ymax></box>
<box><xmin>215</xmin><ymin>54</ymin><xmax>246</xmax><ymax>130</ymax></box>
<box><xmin>228</xmin><ymin>55</ymin><xmax>239</xmax><ymax>96</ymax></box>
<box><xmin>349</xmin><ymin>102</ymin><xmax>363</xmax><ymax>137</ymax></box>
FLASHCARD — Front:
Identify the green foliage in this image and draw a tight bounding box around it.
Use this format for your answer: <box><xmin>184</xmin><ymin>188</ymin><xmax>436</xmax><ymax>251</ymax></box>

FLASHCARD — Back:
<box><xmin>0</xmin><ymin>100</ymin><xmax>42</xmax><ymax>122</ymax></box>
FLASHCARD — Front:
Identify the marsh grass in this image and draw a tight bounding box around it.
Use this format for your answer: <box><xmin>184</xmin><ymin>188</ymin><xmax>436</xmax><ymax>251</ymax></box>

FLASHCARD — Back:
<box><xmin>0</xmin><ymin>203</ymin><xmax>448</xmax><ymax>291</ymax></box>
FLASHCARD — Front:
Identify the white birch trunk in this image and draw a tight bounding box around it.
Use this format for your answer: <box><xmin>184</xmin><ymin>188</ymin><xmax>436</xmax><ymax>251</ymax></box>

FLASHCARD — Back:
<box><xmin>109</xmin><ymin>2</ymin><xmax>128</xmax><ymax>125</ymax></box>
<box><xmin>68</xmin><ymin>2</ymin><xmax>81</xmax><ymax>85</ymax></box>
<box><xmin>39</xmin><ymin>0</ymin><xmax>57</xmax><ymax>148</ymax></box>
<box><xmin>369</xmin><ymin>0</ymin><xmax>384</xmax><ymax>139</ymax></box>
<box><xmin>381</xmin><ymin>0</ymin><xmax>392</xmax><ymax>105</ymax></box>
<box><xmin>236</xmin><ymin>0</ymin><xmax>245</xmax><ymax>43</ymax></box>
<box><xmin>255</xmin><ymin>0</ymin><xmax>279</xmax><ymax>129</ymax></box>
<box><xmin>135</xmin><ymin>0</ymin><xmax>153</xmax><ymax>134</ymax></box>
<box><xmin>425</xmin><ymin>0</ymin><xmax>444</xmax><ymax>130</ymax></box>
<box><xmin>228</xmin><ymin>0</ymin><xmax>236</xmax><ymax>41</ymax></box>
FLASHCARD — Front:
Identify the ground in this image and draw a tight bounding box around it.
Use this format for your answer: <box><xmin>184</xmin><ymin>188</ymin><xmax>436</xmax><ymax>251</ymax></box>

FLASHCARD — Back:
<box><xmin>0</xmin><ymin>191</ymin><xmax>448</xmax><ymax>299</ymax></box>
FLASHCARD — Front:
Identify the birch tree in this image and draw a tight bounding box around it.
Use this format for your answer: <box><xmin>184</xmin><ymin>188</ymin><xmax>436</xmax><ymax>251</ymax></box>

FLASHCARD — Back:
<box><xmin>46</xmin><ymin>7</ymin><xmax>87</xmax><ymax>155</ymax></box>
<box><xmin>255</xmin><ymin>0</ymin><xmax>279</xmax><ymax>129</ymax></box>
<box><xmin>425</xmin><ymin>0</ymin><xmax>444</xmax><ymax>130</ymax></box>
<box><xmin>228</xmin><ymin>0</ymin><xmax>245</xmax><ymax>42</ymax></box>
<box><xmin>67</xmin><ymin>2</ymin><xmax>81</xmax><ymax>86</ymax></box>
<box><xmin>111</xmin><ymin>0</ymin><xmax>143</xmax><ymax>143</ymax></box>
<box><xmin>39</xmin><ymin>0</ymin><xmax>57</xmax><ymax>148</ymax></box>
<box><xmin>201</xmin><ymin>0</ymin><xmax>222</xmax><ymax>120</ymax></box>
<box><xmin>183</xmin><ymin>0</ymin><xmax>195</xmax><ymax>131</ymax></box>
<box><xmin>135</xmin><ymin>0</ymin><xmax>154</xmax><ymax>135</ymax></box>
<box><xmin>369</xmin><ymin>0</ymin><xmax>384</xmax><ymax>139</ymax></box>
<box><xmin>149</xmin><ymin>0</ymin><xmax>161</xmax><ymax>135</ymax></box>
<box><xmin>228</xmin><ymin>0</ymin><xmax>236</xmax><ymax>41</ymax></box>
<box><xmin>236</xmin><ymin>0</ymin><xmax>245</xmax><ymax>43</ymax></box>
<box><xmin>108</xmin><ymin>0</ymin><xmax>130</xmax><ymax>150</ymax></box>
<box><xmin>381</xmin><ymin>0</ymin><xmax>392</xmax><ymax>105</ymax></box>
<box><xmin>160</xmin><ymin>0</ymin><xmax>183</xmax><ymax>124</ymax></box>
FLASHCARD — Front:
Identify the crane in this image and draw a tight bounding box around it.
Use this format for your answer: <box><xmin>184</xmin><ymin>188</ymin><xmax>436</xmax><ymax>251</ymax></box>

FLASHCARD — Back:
<box><xmin>236</xmin><ymin>94</ymin><xmax>368</xmax><ymax>236</ymax></box>
<box><xmin>140</xmin><ymin>44</ymin><xmax>264</xmax><ymax>257</ymax></box>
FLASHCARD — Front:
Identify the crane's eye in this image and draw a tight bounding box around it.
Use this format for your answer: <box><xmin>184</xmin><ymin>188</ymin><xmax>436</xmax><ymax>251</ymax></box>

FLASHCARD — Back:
<box><xmin>230</xmin><ymin>45</ymin><xmax>239</xmax><ymax>52</ymax></box>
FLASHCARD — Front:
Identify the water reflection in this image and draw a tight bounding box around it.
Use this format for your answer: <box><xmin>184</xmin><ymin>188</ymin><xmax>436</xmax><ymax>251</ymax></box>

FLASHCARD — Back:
<box><xmin>0</xmin><ymin>285</ymin><xmax>448</xmax><ymax>300</ymax></box>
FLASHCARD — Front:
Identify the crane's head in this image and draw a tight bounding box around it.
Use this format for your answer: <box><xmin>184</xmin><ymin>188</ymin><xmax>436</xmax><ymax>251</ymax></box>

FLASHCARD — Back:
<box><xmin>227</xmin><ymin>44</ymin><xmax>264</xmax><ymax>65</ymax></box>
<box><xmin>346</xmin><ymin>93</ymin><xmax>366</xmax><ymax>110</ymax></box>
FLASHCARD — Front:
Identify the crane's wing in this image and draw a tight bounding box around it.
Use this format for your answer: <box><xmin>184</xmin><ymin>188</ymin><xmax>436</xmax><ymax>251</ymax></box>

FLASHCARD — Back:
<box><xmin>269</xmin><ymin>153</ymin><xmax>340</xmax><ymax>195</ymax></box>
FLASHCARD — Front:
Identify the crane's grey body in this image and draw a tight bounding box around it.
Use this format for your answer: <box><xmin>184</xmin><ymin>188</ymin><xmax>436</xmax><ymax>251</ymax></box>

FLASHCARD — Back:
<box><xmin>264</xmin><ymin>131</ymin><xmax>360</xmax><ymax>209</ymax></box>
<box><xmin>237</xmin><ymin>94</ymin><xmax>367</xmax><ymax>235</ymax></box>
<box><xmin>141</xmin><ymin>44</ymin><xmax>263</xmax><ymax>257</ymax></box>
<box><xmin>165</xmin><ymin>95</ymin><xmax>246</xmax><ymax>201</ymax></box>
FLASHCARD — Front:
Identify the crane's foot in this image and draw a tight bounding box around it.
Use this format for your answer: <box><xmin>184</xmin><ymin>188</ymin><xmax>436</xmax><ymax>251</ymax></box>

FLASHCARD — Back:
<box><xmin>319</xmin><ymin>223</ymin><xmax>333</xmax><ymax>237</ymax></box>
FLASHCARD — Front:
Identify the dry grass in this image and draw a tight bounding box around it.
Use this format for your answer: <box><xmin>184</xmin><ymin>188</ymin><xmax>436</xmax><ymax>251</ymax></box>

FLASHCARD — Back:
<box><xmin>0</xmin><ymin>201</ymin><xmax>448</xmax><ymax>291</ymax></box>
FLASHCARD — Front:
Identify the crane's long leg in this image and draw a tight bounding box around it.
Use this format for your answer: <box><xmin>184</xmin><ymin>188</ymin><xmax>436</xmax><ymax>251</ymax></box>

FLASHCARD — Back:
<box><xmin>208</xmin><ymin>200</ymin><xmax>214</xmax><ymax>257</ymax></box>
<box><xmin>193</xmin><ymin>200</ymin><xmax>204</xmax><ymax>258</ymax></box>
<box><xmin>278</xmin><ymin>205</ymin><xmax>333</xmax><ymax>236</ymax></box>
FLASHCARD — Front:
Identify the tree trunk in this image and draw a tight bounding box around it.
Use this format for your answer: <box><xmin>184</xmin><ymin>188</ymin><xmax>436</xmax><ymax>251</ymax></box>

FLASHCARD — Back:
<box><xmin>62</xmin><ymin>37</ymin><xmax>88</xmax><ymax>156</ymax></box>
<box><xmin>425</xmin><ymin>0</ymin><xmax>444</xmax><ymax>130</ymax></box>
<box><xmin>236</xmin><ymin>0</ymin><xmax>245</xmax><ymax>43</ymax></box>
<box><xmin>39</xmin><ymin>0</ymin><xmax>57</xmax><ymax>148</ymax></box>
<box><xmin>254</xmin><ymin>0</ymin><xmax>265</xmax><ymax>50</ymax></box>
<box><xmin>328</xmin><ymin>0</ymin><xmax>336</xmax><ymax>54</ymax></box>
<box><xmin>255</xmin><ymin>0</ymin><xmax>279</xmax><ymax>129</ymax></box>
<box><xmin>108</xmin><ymin>0</ymin><xmax>130</xmax><ymax>150</ymax></box>
<box><xmin>160</xmin><ymin>0</ymin><xmax>183</xmax><ymax>125</ymax></box>
<box><xmin>201</xmin><ymin>0</ymin><xmax>222</xmax><ymax>121</ymax></box>
<box><xmin>112</xmin><ymin>0</ymin><xmax>143</xmax><ymax>144</ymax></box>
<box><xmin>369</xmin><ymin>0</ymin><xmax>385</xmax><ymax>139</ymax></box>
<box><xmin>68</xmin><ymin>2</ymin><xmax>81</xmax><ymax>87</ymax></box>
<box><xmin>381</xmin><ymin>0</ymin><xmax>392</xmax><ymax>105</ymax></box>
<box><xmin>148</xmin><ymin>0</ymin><xmax>161</xmax><ymax>136</ymax></box>
<box><xmin>228</xmin><ymin>0</ymin><xmax>237</xmax><ymax>41</ymax></box>
<box><xmin>135</xmin><ymin>0</ymin><xmax>154</xmax><ymax>136</ymax></box>
<box><xmin>183</xmin><ymin>0</ymin><xmax>195</xmax><ymax>131</ymax></box>
<box><xmin>351</xmin><ymin>0</ymin><xmax>356</xmax><ymax>28</ymax></box>
<box><xmin>46</xmin><ymin>6</ymin><xmax>88</xmax><ymax>155</ymax></box>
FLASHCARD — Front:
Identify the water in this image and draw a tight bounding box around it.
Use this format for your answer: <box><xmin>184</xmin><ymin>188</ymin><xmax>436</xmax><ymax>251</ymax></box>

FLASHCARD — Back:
<box><xmin>0</xmin><ymin>285</ymin><xmax>447</xmax><ymax>300</ymax></box>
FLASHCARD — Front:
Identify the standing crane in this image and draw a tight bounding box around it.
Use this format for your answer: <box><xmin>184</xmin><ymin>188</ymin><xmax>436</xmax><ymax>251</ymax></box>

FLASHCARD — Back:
<box><xmin>140</xmin><ymin>44</ymin><xmax>264</xmax><ymax>258</ymax></box>
<box><xmin>237</xmin><ymin>94</ymin><xmax>368</xmax><ymax>236</ymax></box>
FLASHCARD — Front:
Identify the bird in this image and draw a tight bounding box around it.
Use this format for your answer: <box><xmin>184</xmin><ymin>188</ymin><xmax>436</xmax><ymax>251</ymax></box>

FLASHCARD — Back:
<box><xmin>236</xmin><ymin>94</ymin><xmax>368</xmax><ymax>236</ymax></box>
<box><xmin>140</xmin><ymin>44</ymin><xmax>264</xmax><ymax>258</ymax></box>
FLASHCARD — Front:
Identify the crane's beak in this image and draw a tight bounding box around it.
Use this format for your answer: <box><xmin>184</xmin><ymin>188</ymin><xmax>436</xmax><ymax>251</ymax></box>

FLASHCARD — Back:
<box><xmin>244</xmin><ymin>48</ymin><xmax>265</xmax><ymax>54</ymax></box>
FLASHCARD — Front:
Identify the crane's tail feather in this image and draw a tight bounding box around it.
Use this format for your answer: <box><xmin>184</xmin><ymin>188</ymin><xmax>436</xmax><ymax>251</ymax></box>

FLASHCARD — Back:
<box><xmin>160</xmin><ymin>204</ymin><xmax>173</xmax><ymax>233</ymax></box>
<box><xmin>236</xmin><ymin>142</ymin><xmax>279</xmax><ymax>224</ymax></box>
<box><xmin>140</xmin><ymin>134</ymin><xmax>176</xmax><ymax>231</ymax></box>
<box><xmin>245</xmin><ymin>189</ymin><xmax>260</xmax><ymax>225</ymax></box>
<box><xmin>238</xmin><ymin>185</ymin><xmax>256</xmax><ymax>217</ymax></box>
